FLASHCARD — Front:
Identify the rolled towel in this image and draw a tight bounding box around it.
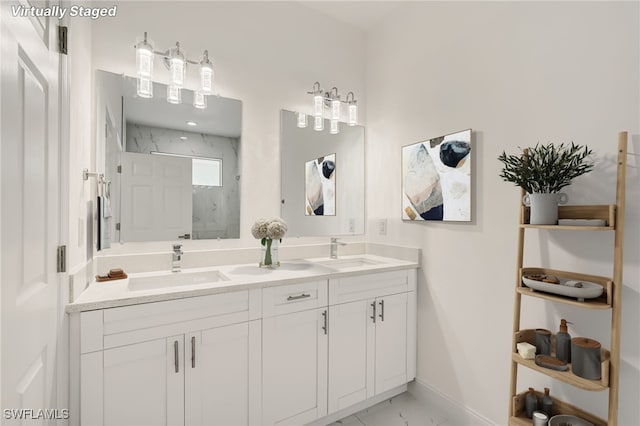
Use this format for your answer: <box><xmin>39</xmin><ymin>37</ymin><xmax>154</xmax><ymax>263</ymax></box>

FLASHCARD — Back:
<box><xmin>564</xmin><ymin>280</ymin><xmax>584</xmax><ymax>288</ymax></box>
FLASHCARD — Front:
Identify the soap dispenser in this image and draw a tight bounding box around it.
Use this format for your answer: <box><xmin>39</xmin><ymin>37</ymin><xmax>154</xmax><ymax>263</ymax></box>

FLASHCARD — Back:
<box><xmin>525</xmin><ymin>387</ymin><xmax>538</xmax><ymax>418</ymax></box>
<box><xmin>542</xmin><ymin>387</ymin><xmax>553</xmax><ymax>417</ymax></box>
<box><xmin>556</xmin><ymin>319</ymin><xmax>572</xmax><ymax>363</ymax></box>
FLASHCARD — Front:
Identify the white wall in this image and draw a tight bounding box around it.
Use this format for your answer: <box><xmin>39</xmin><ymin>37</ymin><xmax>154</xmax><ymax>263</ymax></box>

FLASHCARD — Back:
<box><xmin>365</xmin><ymin>2</ymin><xmax>639</xmax><ymax>424</ymax></box>
<box><xmin>87</xmin><ymin>0</ymin><xmax>366</xmax><ymax>254</ymax></box>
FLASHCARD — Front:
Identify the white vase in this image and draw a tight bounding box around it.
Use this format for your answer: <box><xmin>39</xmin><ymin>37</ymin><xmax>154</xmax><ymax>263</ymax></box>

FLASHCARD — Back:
<box><xmin>259</xmin><ymin>238</ymin><xmax>280</xmax><ymax>268</ymax></box>
<box><xmin>523</xmin><ymin>192</ymin><xmax>568</xmax><ymax>225</ymax></box>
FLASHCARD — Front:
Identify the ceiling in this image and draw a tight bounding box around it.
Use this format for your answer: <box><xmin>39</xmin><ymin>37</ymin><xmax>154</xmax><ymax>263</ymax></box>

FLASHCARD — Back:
<box><xmin>298</xmin><ymin>1</ymin><xmax>403</xmax><ymax>31</ymax></box>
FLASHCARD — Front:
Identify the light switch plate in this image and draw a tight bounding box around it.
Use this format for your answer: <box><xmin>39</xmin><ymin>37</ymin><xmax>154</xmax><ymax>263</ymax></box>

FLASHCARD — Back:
<box><xmin>378</xmin><ymin>219</ymin><xmax>387</xmax><ymax>235</ymax></box>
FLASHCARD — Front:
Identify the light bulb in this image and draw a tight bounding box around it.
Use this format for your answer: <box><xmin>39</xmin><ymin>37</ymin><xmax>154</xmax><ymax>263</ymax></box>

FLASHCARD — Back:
<box><xmin>167</xmin><ymin>85</ymin><xmax>181</xmax><ymax>104</ymax></box>
<box><xmin>137</xmin><ymin>77</ymin><xmax>153</xmax><ymax>98</ymax></box>
<box><xmin>135</xmin><ymin>33</ymin><xmax>154</xmax><ymax>78</ymax></box>
<box><xmin>330</xmin><ymin>119</ymin><xmax>339</xmax><ymax>135</ymax></box>
<box><xmin>314</xmin><ymin>116</ymin><xmax>324</xmax><ymax>131</ymax></box>
<box><xmin>348</xmin><ymin>102</ymin><xmax>358</xmax><ymax>126</ymax></box>
<box><xmin>331</xmin><ymin>97</ymin><xmax>341</xmax><ymax>120</ymax></box>
<box><xmin>193</xmin><ymin>91</ymin><xmax>207</xmax><ymax>109</ymax></box>
<box><xmin>313</xmin><ymin>94</ymin><xmax>323</xmax><ymax>117</ymax></box>
<box><xmin>200</xmin><ymin>51</ymin><xmax>214</xmax><ymax>95</ymax></box>
<box><xmin>169</xmin><ymin>43</ymin><xmax>185</xmax><ymax>87</ymax></box>
<box><xmin>297</xmin><ymin>112</ymin><xmax>308</xmax><ymax>128</ymax></box>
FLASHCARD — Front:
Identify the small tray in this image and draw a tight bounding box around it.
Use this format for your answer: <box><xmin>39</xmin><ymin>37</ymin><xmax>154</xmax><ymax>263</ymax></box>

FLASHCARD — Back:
<box><xmin>522</xmin><ymin>275</ymin><xmax>603</xmax><ymax>301</ymax></box>
<box><xmin>535</xmin><ymin>355</ymin><xmax>568</xmax><ymax>371</ymax></box>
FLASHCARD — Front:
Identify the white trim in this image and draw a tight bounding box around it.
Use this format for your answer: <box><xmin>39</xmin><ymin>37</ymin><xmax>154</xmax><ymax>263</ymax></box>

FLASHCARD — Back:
<box><xmin>409</xmin><ymin>379</ymin><xmax>495</xmax><ymax>426</ymax></box>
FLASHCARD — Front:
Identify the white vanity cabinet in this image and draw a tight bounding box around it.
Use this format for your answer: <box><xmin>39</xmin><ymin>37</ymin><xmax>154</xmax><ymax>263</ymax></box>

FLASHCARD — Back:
<box><xmin>327</xmin><ymin>270</ymin><xmax>416</xmax><ymax>414</ymax></box>
<box><xmin>71</xmin><ymin>291</ymin><xmax>261</xmax><ymax>426</ymax></box>
<box><xmin>261</xmin><ymin>280</ymin><xmax>329</xmax><ymax>425</ymax></box>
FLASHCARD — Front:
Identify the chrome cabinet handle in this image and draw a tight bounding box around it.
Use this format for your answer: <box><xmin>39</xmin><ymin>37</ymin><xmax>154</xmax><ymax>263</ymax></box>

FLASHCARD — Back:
<box><xmin>322</xmin><ymin>310</ymin><xmax>328</xmax><ymax>335</ymax></box>
<box><xmin>370</xmin><ymin>301</ymin><xmax>376</xmax><ymax>323</ymax></box>
<box><xmin>379</xmin><ymin>300</ymin><xmax>385</xmax><ymax>322</ymax></box>
<box><xmin>174</xmin><ymin>340</ymin><xmax>179</xmax><ymax>373</ymax></box>
<box><xmin>287</xmin><ymin>293</ymin><xmax>311</xmax><ymax>301</ymax></box>
<box><xmin>191</xmin><ymin>336</ymin><xmax>196</xmax><ymax>368</ymax></box>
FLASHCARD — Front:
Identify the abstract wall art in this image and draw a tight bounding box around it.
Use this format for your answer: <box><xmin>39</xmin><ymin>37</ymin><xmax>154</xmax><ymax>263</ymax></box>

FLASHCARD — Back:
<box><xmin>402</xmin><ymin>129</ymin><xmax>471</xmax><ymax>222</ymax></box>
<box><xmin>305</xmin><ymin>153</ymin><xmax>336</xmax><ymax>216</ymax></box>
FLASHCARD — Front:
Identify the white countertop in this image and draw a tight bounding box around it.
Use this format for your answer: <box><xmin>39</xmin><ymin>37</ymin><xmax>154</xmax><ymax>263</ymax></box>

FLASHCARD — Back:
<box><xmin>66</xmin><ymin>254</ymin><xmax>419</xmax><ymax>313</ymax></box>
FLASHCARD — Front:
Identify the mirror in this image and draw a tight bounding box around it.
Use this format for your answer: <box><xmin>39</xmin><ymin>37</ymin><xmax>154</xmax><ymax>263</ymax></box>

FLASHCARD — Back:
<box><xmin>95</xmin><ymin>70</ymin><xmax>242</xmax><ymax>244</ymax></box>
<box><xmin>280</xmin><ymin>110</ymin><xmax>365</xmax><ymax>236</ymax></box>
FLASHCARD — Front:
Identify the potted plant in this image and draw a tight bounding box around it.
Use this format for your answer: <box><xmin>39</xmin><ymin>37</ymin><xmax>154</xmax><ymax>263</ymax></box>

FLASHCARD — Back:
<box><xmin>498</xmin><ymin>142</ymin><xmax>594</xmax><ymax>224</ymax></box>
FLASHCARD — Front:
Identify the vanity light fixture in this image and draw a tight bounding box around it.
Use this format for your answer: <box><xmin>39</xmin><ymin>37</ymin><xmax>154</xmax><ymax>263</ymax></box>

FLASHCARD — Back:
<box><xmin>299</xmin><ymin>81</ymin><xmax>358</xmax><ymax>134</ymax></box>
<box><xmin>134</xmin><ymin>32</ymin><xmax>215</xmax><ymax>108</ymax></box>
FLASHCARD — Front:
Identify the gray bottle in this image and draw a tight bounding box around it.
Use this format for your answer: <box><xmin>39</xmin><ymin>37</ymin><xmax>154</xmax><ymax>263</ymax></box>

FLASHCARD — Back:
<box><xmin>525</xmin><ymin>387</ymin><xmax>538</xmax><ymax>418</ymax></box>
<box><xmin>556</xmin><ymin>319</ymin><xmax>572</xmax><ymax>363</ymax></box>
<box><xmin>542</xmin><ymin>387</ymin><xmax>553</xmax><ymax>417</ymax></box>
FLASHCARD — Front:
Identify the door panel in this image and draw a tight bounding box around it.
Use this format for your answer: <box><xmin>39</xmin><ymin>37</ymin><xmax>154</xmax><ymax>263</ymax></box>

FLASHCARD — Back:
<box><xmin>1</xmin><ymin>0</ymin><xmax>60</xmax><ymax>419</ymax></box>
<box><xmin>120</xmin><ymin>152</ymin><xmax>192</xmax><ymax>241</ymax></box>
<box><xmin>374</xmin><ymin>293</ymin><xmax>408</xmax><ymax>394</ymax></box>
<box><xmin>185</xmin><ymin>323</ymin><xmax>250</xmax><ymax>426</ymax></box>
<box><xmin>103</xmin><ymin>337</ymin><xmax>183</xmax><ymax>426</ymax></box>
<box><xmin>327</xmin><ymin>300</ymin><xmax>374</xmax><ymax>414</ymax></box>
<box><xmin>262</xmin><ymin>308</ymin><xmax>327</xmax><ymax>425</ymax></box>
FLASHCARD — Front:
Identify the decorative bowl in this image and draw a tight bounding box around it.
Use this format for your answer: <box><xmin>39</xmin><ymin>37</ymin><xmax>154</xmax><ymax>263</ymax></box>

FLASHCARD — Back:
<box><xmin>549</xmin><ymin>414</ymin><xmax>595</xmax><ymax>426</ymax></box>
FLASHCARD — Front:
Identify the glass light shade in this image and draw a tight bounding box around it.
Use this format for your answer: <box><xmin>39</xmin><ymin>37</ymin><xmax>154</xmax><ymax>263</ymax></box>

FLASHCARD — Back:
<box><xmin>314</xmin><ymin>116</ymin><xmax>324</xmax><ymax>131</ymax></box>
<box><xmin>167</xmin><ymin>85</ymin><xmax>181</xmax><ymax>104</ymax></box>
<box><xmin>330</xmin><ymin>119</ymin><xmax>339</xmax><ymax>135</ymax></box>
<box><xmin>348</xmin><ymin>103</ymin><xmax>358</xmax><ymax>126</ymax></box>
<box><xmin>297</xmin><ymin>112</ymin><xmax>308</xmax><ymax>128</ymax></box>
<box><xmin>193</xmin><ymin>91</ymin><xmax>207</xmax><ymax>109</ymax></box>
<box><xmin>136</xmin><ymin>39</ymin><xmax>154</xmax><ymax>78</ymax></box>
<box><xmin>168</xmin><ymin>45</ymin><xmax>186</xmax><ymax>87</ymax></box>
<box><xmin>200</xmin><ymin>64</ymin><xmax>214</xmax><ymax>94</ymax></box>
<box><xmin>331</xmin><ymin>98</ymin><xmax>341</xmax><ymax>120</ymax></box>
<box><xmin>137</xmin><ymin>77</ymin><xmax>153</xmax><ymax>98</ymax></box>
<box><xmin>313</xmin><ymin>95</ymin><xmax>323</xmax><ymax>117</ymax></box>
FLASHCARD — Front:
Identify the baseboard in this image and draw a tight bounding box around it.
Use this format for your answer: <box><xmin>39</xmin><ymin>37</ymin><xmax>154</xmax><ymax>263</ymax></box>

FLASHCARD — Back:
<box><xmin>307</xmin><ymin>384</ymin><xmax>407</xmax><ymax>426</ymax></box>
<box><xmin>409</xmin><ymin>379</ymin><xmax>495</xmax><ymax>426</ymax></box>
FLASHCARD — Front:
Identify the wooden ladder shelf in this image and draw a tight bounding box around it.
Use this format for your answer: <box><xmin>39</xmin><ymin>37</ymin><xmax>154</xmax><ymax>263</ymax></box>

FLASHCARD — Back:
<box><xmin>508</xmin><ymin>132</ymin><xmax>628</xmax><ymax>426</ymax></box>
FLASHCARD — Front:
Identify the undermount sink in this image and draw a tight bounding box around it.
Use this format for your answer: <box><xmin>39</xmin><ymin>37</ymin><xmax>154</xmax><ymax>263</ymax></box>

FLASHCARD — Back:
<box><xmin>128</xmin><ymin>270</ymin><xmax>229</xmax><ymax>292</ymax></box>
<box><xmin>314</xmin><ymin>257</ymin><xmax>383</xmax><ymax>269</ymax></box>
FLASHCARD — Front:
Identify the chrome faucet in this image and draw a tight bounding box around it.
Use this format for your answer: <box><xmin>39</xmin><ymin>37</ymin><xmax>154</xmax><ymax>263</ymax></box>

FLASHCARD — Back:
<box><xmin>172</xmin><ymin>243</ymin><xmax>183</xmax><ymax>272</ymax></box>
<box><xmin>330</xmin><ymin>237</ymin><xmax>347</xmax><ymax>259</ymax></box>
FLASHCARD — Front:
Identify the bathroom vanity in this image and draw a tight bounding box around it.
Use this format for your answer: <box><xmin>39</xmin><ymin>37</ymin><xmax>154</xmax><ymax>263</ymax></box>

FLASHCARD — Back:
<box><xmin>67</xmin><ymin>254</ymin><xmax>418</xmax><ymax>426</ymax></box>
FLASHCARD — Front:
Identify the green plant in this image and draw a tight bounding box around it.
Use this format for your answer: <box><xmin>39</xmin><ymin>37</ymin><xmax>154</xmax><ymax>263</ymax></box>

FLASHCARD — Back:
<box><xmin>498</xmin><ymin>142</ymin><xmax>594</xmax><ymax>193</ymax></box>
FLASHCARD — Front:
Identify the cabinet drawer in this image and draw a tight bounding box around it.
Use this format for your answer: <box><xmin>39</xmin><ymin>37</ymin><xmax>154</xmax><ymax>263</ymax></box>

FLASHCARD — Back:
<box><xmin>98</xmin><ymin>292</ymin><xmax>255</xmax><ymax>350</ymax></box>
<box><xmin>262</xmin><ymin>280</ymin><xmax>328</xmax><ymax>317</ymax></box>
<box><xmin>329</xmin><ymin>270</ymin><xmax>414</xmax><ymax>305</ymax></box>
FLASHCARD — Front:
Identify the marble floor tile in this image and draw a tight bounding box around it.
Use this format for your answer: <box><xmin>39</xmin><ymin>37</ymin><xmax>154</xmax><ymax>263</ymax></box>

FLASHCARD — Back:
<box><xmin>336</xmin><ymin>392</ymin><xmax>447</xmax><ymax>426</ymax></box>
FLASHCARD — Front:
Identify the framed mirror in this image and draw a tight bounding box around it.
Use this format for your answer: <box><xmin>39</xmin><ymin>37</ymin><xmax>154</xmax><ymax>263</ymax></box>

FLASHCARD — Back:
<box><xmin>280</xmin><ymin>110</ymin><xmax>365</xmax><ymax>236</ymax></box>
<box><xmin>95</xmin><ymin>70</ymin><xmax>242</xmax><ymax>244</ymax></box>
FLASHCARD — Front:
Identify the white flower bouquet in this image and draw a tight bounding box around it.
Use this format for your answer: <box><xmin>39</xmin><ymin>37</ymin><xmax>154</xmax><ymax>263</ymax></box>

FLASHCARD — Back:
<box><xmin>252</xmin><ymin>218</ymin><xmax>287</xmax><ymax>267</ymax></box>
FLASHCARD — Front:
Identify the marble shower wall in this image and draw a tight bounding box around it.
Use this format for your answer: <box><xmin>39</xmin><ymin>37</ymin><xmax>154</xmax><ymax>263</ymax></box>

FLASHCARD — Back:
<box><xmin>126</xmin><ymin>123</ymin><xmax>240</xmax><ymax>239</ymax></box>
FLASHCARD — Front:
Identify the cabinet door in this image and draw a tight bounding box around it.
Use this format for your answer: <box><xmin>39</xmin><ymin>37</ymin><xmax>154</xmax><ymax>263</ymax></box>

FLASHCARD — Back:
<box><xmin>185</xmin><ymin>322</ymin><xmax>259</xmax><ymax>426</ymax></box>
<box><xmin>103</xmin><ymin>336</ymin><xmax>184</xmax><ymax>426</ymax></box>
<box><xmin>262</xmin><ymin>308</ymin><xmax>328</xmax><ymax>425</ymax></box>
<box><xmin>328</xmin><ymin>299</ymin><xmax>375</xmax><ymax>414</ymax></box>
<box><xmin>374</xmin><ymin>293</ymin><xmax>408</xmax><ymax>394</ymax></box>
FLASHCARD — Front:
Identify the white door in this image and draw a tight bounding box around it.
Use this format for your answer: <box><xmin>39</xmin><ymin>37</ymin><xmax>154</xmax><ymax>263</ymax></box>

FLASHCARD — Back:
<box><xmin>120</xmin><ymin>152</ymin><xmax>192</xmax><ymax>241</ymax></box>
<box><xmin>327</xmin><ymin>300</ymin><xmax>375</xmax><ymax>414</ymax></box>
<box><xmin>185</xmin><ymin>322</ymin><xmax>253</xmax><ymax>426</ymax></box>
<box><xmin>1</xmin><ymin>0</ymin><xmax>62</xmax><ymax>421</ymax></box>
<box><xmin>103</xmin><ymin>336</ymin><xmax>184</xmax><ymax>426</ymax></box>
<box><xmin>262</xmin><ymin>308</ymin><xmax>328</xmax><ymax>425</ymax></box>
<box><xmin>374</xmin><ymin>293</ymin><xmax>408</xmax><ymax>394</ymax></box>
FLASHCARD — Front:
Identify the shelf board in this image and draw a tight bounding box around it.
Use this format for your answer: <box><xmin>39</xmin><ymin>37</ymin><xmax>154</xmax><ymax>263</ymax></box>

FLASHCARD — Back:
<box><xmin>520</xmin><ymin>224</ymin><xmax>614</xmax><ymax>231</ymax></box>
<box><xmin>521</xmin><ymin>204</ymin><xmax>616</xmax><ymax>230</ymax></box>
<box><xmin>516</xmin><ymin>288</ymin><xmax>610</xmax><ymax>309</ymax></box>
<box><xmin>512</xmin><ymin>353</ymin><xmax>609</xmax><ymax>392</ymax></box>
<box><xmin>511</xmin><ymin>389</ymin><xmax>607</xmax><ymax>426</ymax></box>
